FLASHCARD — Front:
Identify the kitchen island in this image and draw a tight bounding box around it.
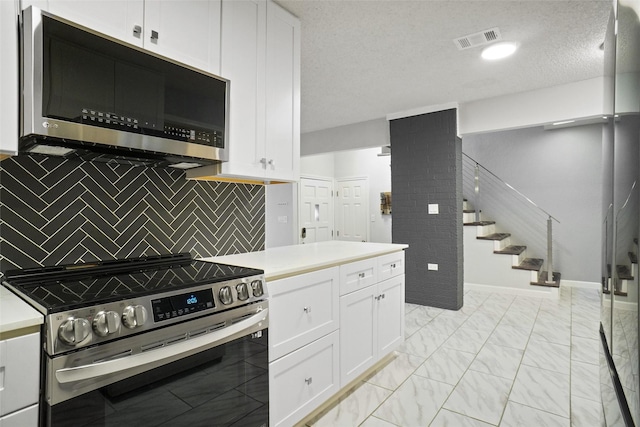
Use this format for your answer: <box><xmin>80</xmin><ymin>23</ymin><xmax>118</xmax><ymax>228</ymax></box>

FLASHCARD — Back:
<box><xmin>203</xmin><ymin>240</ymin><xmax>407</xmax><ymax>427</ymax></box>
<box><xmin>202</xmin><ymin>240</ymin><xmax>408</xmax><ymax>280</ymax></box>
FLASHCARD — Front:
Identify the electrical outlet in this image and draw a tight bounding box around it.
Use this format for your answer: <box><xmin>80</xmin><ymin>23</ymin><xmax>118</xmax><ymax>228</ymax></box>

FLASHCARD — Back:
<box><xmin>428</xmin><ymin>263</ymin><xmax>438</xmax><ymax>271</ymax></box>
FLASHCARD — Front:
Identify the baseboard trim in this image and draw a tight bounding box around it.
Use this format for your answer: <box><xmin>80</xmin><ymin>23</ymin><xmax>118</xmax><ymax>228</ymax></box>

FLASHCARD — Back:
<box><xmin>464</xmin><ymin>282</ymin><xmax>560</xmax><ymax>298</ymax></box>
<box><xmin>560</xmin><ymin>280</ymin><xmax>601</xmax><ymax>290</ymax></box>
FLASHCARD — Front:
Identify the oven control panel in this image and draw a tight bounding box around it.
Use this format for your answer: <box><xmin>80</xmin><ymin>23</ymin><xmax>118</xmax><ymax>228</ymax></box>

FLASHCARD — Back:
<box><xmin>45</xmin><ymin>274</ymin><xmax>266</xmax><ymax>356</ymax></box>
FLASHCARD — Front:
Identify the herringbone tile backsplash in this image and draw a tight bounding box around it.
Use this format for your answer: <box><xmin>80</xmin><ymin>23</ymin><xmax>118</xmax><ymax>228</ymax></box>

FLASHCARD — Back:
<box><xmin>0</xmin><ymin>156</ymin><xmax>265</xmax><ymax>272</ymax></box>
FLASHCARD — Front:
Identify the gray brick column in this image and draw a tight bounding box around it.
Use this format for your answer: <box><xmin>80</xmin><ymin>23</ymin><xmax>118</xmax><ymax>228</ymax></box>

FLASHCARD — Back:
<box><xmin>390</xmin><ymin>109</ymin><xmax>463</xmax><ymax>310</ymax></box>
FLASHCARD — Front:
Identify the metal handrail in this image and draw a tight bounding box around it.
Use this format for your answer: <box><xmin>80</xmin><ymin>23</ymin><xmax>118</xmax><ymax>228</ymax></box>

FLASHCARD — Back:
<box><xmin>463</xmin><ymin>152</ymin><xmax>560</xmax><ymax>284</ymax></box>
<box><xmin>463</xmin><ymin>153</ymin><xmax>560</xmax><ymax>224</ymax></box>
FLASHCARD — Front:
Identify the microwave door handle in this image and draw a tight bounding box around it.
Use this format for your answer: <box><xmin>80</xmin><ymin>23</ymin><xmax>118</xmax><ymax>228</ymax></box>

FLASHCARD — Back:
<box><xmin>55</xmin><ymin>308</ymin><xmax>268</xmax><ymax>384</ymax></box>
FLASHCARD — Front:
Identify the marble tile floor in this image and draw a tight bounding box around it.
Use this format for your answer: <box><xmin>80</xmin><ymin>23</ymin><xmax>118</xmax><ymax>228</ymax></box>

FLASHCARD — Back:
<box><xmin>307</xmin><ymin>286</ymin><xmax>602</xmax><ymax>427</ymax></box>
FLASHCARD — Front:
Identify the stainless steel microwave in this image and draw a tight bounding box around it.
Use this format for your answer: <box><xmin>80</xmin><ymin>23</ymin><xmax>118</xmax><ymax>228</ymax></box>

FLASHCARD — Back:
<box><xmin>20</xmin><ymin>6</ymin><xmax>229</xmax><ymax>169</ymax></box>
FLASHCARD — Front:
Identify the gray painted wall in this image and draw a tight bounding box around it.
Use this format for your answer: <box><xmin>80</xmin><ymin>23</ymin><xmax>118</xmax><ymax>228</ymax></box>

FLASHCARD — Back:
<box><xmin>390</xmin><ymin>109</ymin><xmax>463</xmax><ymax>310</ymax></box>
<box><xmin>463</xmin><ymin>124</ymin><xmax>604</xmax><ymax>283</ymax></box>
<box><xmin>301</xmin><ymin>118</ymin><xmax>389</xmax><ymax>156</ymax></box>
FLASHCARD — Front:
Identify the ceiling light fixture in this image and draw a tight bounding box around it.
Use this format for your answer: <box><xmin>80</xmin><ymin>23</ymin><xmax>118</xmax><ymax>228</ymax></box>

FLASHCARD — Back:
<box><xmin>481</xmin><ymin>42</ymin><xmax>517</xmax><ymax>60</ymax></box>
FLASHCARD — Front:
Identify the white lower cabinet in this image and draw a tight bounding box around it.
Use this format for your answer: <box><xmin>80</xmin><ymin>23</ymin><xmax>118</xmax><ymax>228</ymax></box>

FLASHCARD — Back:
<box><xmin>268</xmin><ymin>251</ymin><xmax>405</xmax><ymax>427</ymax></box>
<box><xmin>269</xmin><ymin>331</ymin><xmax>339</xmax><ymax>427</ymax></box>
<box><xmin>0</xmin><ymin>332</ymin><xmax>40</xmax><ymax>426</ymax></box>
<box><xmin>0</xmin><ymin>404</ymin><xmax>38</xmax><ymax>427</ymax></box>
<box><xmin>340</xmin><ymin>274</ymin><xmax>405</xmax><ymax>387</ymax></box>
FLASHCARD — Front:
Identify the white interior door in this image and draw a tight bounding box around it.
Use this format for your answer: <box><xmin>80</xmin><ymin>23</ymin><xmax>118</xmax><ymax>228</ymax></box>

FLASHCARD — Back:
<box><xmin>299</xmin><ymin>177</ymin><xmax>333</xmax><ymax>244</ymax></box>
<box><xmin>336</xmin><ymin>178</ymin><xmax>368</xmax><ymax>242</ymax></box>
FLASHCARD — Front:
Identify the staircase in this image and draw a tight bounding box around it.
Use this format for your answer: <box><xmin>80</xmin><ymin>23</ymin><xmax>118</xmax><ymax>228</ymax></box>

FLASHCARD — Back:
<box><xmin>605</xmin><ymin>238</ymin><xmax>638</xmax><ymax>298</ymax></box>
<box><xmin>463</xmin><ymin>199</ymin><xmax>561</xmax><ymax>290</ymax></box>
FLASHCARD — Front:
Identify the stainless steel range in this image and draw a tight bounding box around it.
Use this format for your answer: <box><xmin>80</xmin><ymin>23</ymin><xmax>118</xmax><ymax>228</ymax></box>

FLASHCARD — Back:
<box><xmin>3</xmin><ymin>253</ymin><xmax>268</xmax><ymax>427</ymax></box>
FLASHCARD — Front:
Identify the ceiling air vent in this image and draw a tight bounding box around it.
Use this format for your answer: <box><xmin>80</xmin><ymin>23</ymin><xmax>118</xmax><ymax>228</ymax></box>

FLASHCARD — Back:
<box><xmin>454</xmin><ymin>27</ymin><xmax>502</xmax><ymax>50</ymax></box>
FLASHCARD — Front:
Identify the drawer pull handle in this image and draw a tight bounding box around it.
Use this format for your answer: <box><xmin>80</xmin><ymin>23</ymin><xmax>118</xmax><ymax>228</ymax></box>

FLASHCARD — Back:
<box><xmin>391</xmin><ymin>263</ymin><xmax>396</xmax><ymax>268</ymax></box>
<box><xmin>305</xmin><ymin>377</ymin><xmax>313</xmax><ymax>385</ymax></box>
<box><xmin>303</xmin><ymin>306</ymin><xmax>311</xmax><ymax>313</ymax></box>
<box><xmin>358</xmin><ymin>272</ymin><xmax>365</xmax><ymax>278</ymax></box>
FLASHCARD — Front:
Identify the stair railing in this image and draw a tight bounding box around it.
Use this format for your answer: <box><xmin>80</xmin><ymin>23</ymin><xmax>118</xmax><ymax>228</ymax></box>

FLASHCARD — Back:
<box><xmin>463</xmin><ymin>153</ymin><xmax>561</xmax><ymax>284</ymax></box>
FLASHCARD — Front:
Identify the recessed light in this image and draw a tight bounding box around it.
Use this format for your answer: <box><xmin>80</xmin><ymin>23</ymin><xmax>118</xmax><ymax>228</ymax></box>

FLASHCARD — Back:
<box><xmin>481</xmin><ymin>42</ymin><xmax>517</xmax><ymax>60</ymax></box>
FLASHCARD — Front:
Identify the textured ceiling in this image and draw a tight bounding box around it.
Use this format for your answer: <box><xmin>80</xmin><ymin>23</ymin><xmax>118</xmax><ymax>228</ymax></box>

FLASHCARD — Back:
<box><xmin>274</xmin><ymin>0</ymin><xmax>612</xmax><ymax>134</ymax></box>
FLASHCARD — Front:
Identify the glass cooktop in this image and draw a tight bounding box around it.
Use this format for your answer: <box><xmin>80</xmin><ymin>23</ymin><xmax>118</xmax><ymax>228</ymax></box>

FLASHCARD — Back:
<box><xmin>4</xmin><ymin>253</ymin><xmax>263</xmax><ymax>313</ymax></box>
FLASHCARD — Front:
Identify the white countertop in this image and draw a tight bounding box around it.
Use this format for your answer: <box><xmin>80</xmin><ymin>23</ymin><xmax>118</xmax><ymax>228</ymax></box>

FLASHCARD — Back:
<box><xmin>201</xmin><ymin>241</ymin><xmax>408</xmax><ymax>280</ymax></box>
<box><xmin>0</xmin><ymin>285</ymin><xmax>43</xmax><ymax>336</ymax></box>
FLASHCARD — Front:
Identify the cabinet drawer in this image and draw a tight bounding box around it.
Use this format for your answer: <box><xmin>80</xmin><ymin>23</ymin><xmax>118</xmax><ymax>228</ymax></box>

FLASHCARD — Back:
<box><xmin>269</xmin><ymin>267</ymin><xmax>339</xmax><ymax>361</ymax></box>
<box><xmin>0</xmin><ymin>404</ymin><xmax>38</xmax><ymax>427</ymax></box>
<box><xmin>378</xmin><ymin>251</ymin><xmax>405</xmax><ymax>282</ymax></box>
<box><xmin>339</xmin><ymin>258</ymin><xmax>377</xmax><ymax>295</ymax></box>
<box><xmin>269</xmin><ymin>331</ymin><xmax>340</xmax><ymax>427</ymax></box>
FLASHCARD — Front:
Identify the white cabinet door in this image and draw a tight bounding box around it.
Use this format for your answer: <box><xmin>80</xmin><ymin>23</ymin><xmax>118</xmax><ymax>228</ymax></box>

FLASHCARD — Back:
<box><xmin>269</xmin><ymin>267</ymin><xmax>339</xmax><ymax>361</ymax></box>
<box><xmin>270</xmin><ymin>331</ymin><xmax>339</xmax><ymax>427</ymax></box>
<box><xmin>143</xmin><ymin>0</ymin><xmax>221</xmax><ymax>74</ymax></box>
<box><xmin>0</xmin><ymin>0</ymin><xmax>19</xmax><ymax>158</ymax></box>
<box><xmin>377</xmin><ymin>275</ymin><xmax>405</xmax><ymax>355</ymax></box>
<box><xmin>0</xmin><ymin>333</ymin><xmax>40</xmax><ymax>418</ymax></box>
<box><xmin>45</xmin><ymin>1</ymin><xmax>221</xmax><ymax>74</ymax></box>
<box><xmin>264</xmin><ymin>0</ymin><xmax>300</xmax><ymax>182</ymax></box>
<box><xmin>46</xmin><ymin>0</ymin><xmax>145</xmax><ymax>47</ymax></box>
<box><xmin>218</xmin><ymin>0</ymin><xmax>266</xmax><ymax>179</ymax></box>
<box><xmin>339</xmin><ymin>285</ymin><xmax>377</xmax><ymax>386</ymax></box>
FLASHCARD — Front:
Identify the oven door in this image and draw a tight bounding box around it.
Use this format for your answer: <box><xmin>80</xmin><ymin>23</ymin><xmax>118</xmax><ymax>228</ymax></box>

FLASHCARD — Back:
<box><xmin>43</xmin><ymin>304</ymin><xmax>268</xmax><ymax>427</ymax></box>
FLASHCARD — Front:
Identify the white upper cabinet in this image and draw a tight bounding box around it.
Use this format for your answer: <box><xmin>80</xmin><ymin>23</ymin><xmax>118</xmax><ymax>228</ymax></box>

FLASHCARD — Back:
<box><xmin>264</xmin><ymin>0</ymin><xmax>300</xmax><ymax>182</ymax></box>
<box><xmin>143</xmin><ymin>0</ymin><xmax>221</xmax><ymax>75</ymax></box>
<box><xmin>41</xmin><ymin>0</ymin><xmax>221</xmax><ymax>75</ymax></box>
<box><xmin>216</xmin><ymin>0</ymin><xmax>267</xmax><ymax>179</ymax></box>
<box><xmin>188</xmin><ymin>0</ymin><xmax>300</xmax><ymax>183</ymax></box>
<box><xmin>0</xmin><ymin>0</ymin><xmax>19</xmax><ymax>157</ymax></box>
<box><xmin>44</xmin><ymin>1</ymin><xmax>144</xmax><ymax>47</ymax></box>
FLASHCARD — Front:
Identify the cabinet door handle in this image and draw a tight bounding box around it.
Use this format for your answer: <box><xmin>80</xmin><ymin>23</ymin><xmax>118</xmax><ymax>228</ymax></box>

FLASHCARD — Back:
<box><xmin>303</xmin><ymin>306</ymin><xmax>311</xmax><ymax>313</ymax></box>
<box><xmin>268</xmin><ymin>159</ymin><xmax>275</xmax><ymax>167</ymax></box>
<box><xmin>358</xmin><ymin>272</ymin><xmax>365</xmax><ymax>279</ymax></box>
<box><xmin>391</xmin><ymin>263</ymin><xmax>396</xmax><ymax>268</ymax></box>
<box><xmin>305</xmin><ymin>377</ymin><xmax>313</xmax><ymax>385</ymax></box>
<box><xmin>133</xmin><ymin>25</ymin><xmax>142</xmax><ymax>37</ymax></box>
<box><xmin>151</xmin><ymin>30</ymin><xmax>159</xmax><ymax>41</ymax></box>
<box><xmin>381</xmin><ymin>293</ymin><xmax>385</xmax><ymax>299</ymax></box>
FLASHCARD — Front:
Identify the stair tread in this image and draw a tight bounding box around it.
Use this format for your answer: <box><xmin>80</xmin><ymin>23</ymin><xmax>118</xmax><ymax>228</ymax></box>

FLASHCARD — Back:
<box><xmin>494</xmin><ymin>245</ymin><xmax>527</xmax><ymax>255</ymax></box>
<box><xmin>616</xmin><ymin>264</ymin><xmax>634</xmax><ymax>280</ymax></box>
<box><xmin>464</xmin><ymin>221</ymin><xmax>496</xmax><ymax>226</ymax></box>
<box><xmin>463</xmin><ymin>209</ymin><xmax>477</xmax><ymax>213</ymax></box>
<box><xmin>531</xmin><ymin>271</ymin><xmax>561</xmax><ymax>287</ymax></box>
<box><xmin>513</xmin><ymin>258</ymin><xmax>543</xmax><ymax>271</ymax></box>
<box><xmin>629</xmin><ymin>252</ymin><xmax>638</xmax><ymax>264</ymax></box>
<box><xmin>603</xmin><ymin>289</ymin><xmax>628</xmax><ymax>296</ymax></box>
<box><xmin>477</xmin><ymin>232</ymin><xmax>510</xmax><ymax>241</ymax></box>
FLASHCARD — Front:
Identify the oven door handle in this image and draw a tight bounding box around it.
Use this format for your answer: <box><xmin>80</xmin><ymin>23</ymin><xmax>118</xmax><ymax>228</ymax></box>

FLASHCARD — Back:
<box><xmin>55</xmin><ymin>308</ymin><xmax>268</xmax><ymax>384</ymax></box>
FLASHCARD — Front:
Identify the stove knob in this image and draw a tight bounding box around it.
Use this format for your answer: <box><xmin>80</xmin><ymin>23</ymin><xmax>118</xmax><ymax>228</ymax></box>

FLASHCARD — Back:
<box><xmin>251</xmin><ymin>280</ymin><xmax>264</xmax><ymax>297</ymax></box>
<box><xmin>219</xmin><ymin>286</ymin><xmax>233</xmax><ymax>305</ymax></box>
<box><xmin>93</xmin><ymin>310</ymin><xmax>122</xmax><ymax>337</ymax></box>
<box><xmin>122</xmin><ymin>305</ymin><xmax>148</xmax><ymax>329</ymax></box>
<box><xmin>58</xmin><ymin>317</ymin><xmax>91</xmax><ymax>345</ymax></box>
<box><xmin>236</xmin><ymin>283</ymin><xmax>250</xmax><ymax>301</ymax></box>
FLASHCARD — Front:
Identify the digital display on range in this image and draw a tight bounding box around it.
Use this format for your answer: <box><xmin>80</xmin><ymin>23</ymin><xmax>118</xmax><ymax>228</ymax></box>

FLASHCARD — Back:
<box><xmin>151</xmin><ymin>289</ymin><xmax>215</xmax><ymax>322</ymax></box>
